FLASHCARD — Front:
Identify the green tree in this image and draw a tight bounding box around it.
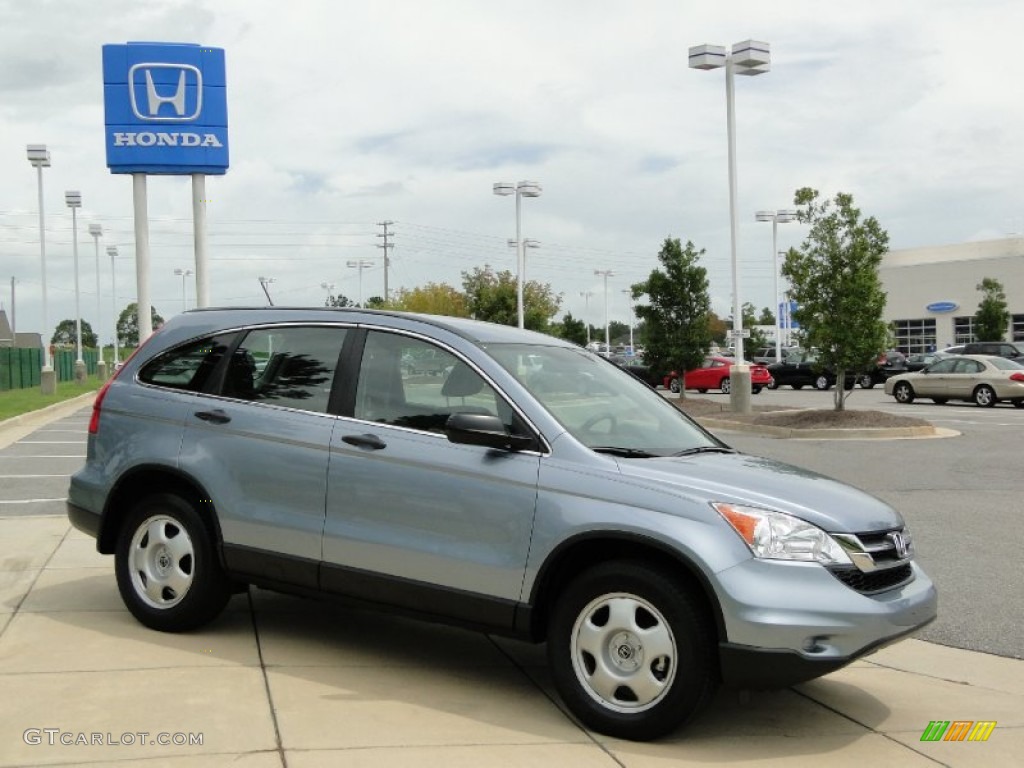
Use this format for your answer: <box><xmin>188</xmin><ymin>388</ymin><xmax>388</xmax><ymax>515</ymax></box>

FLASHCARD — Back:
<box><xmin>758</xmin><ymin>306</ymin><xmax>776</xmax><ymax>325</ymax></box>
<box><xmin>782</xmin><ymin>188</ymin><xmax>890</xmax><ymax>411</ymax></box>
<box><xmin>364</xmin><ymin>296</ymin><xmax>386</xmax><ymax>309</ymax></box>
<box><xmin>325</xmin><ymin>293</ymin><xmax>353</xmax><ymax>308</ymax></box>
<box><xmin>51</xmin><ymin>319</ymin><xmax>97</xmax><ymax>348</ymax></box>
<box><xmin>631</xmin><ymin>238</ymin><xmax>711</xmax><ymax>398</ymax></box>
<box><xmin>461</xmin><ymin>266</ymin><xmax>561</xmax><ymax>331</ymax></box>
<box><xmin>116</xmin><ymin>303</ymin><xmax>165</xmax><ymax>347</ymax></box>
<box><xmin>741</xmin><ymin>302</ymin><xmax>769</xmax><ymax>355</ymax></box>
<box><xmin>389</xmin><ymin>283</ymin><xmax>470</xmax><ymax>317</ymax></box>
<box><xmin>557</xmin><ymin>312</ymin><xmax>588</xmax><ymax>346</ymax></box>
<box><xmin>974</xmin><ymin>277</ymin><xmax>1009</xmax><ymax>341</ymax></box>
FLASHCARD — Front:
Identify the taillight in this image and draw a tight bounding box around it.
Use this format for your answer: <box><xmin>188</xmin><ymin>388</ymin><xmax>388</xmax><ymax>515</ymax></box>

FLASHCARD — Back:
<box><xmin>88</xmin><ymin>378</ymin><xmax>113</xmax><ymax>435</ymax></box>
<box><xmin>1010</xmin><ymin>373</ymin><xmax>1024</xmax><ymax>383</ymax></box>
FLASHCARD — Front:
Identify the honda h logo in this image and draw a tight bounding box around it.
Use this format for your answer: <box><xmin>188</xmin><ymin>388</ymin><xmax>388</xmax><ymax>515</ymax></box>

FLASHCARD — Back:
<box><xmin>128</xmin><ymin>63</ymin><xmax>202</xmax><ymax>122</ymax></box>
<box><xmin>889</xmin><ymin>531</ymin><xmax>910</xmax><ymax>559</ymax></box>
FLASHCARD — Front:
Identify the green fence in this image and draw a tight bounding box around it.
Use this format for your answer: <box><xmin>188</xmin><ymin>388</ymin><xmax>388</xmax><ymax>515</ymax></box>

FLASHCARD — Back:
<box><xmin>0</xmin><ymin>347</ymin><xmax>101</xmax><ymax>390</ymax></box>
<box><xmin>0</xmin><ymin>348</ymin><xmax>42</xmax><ymax>390</ymax></box>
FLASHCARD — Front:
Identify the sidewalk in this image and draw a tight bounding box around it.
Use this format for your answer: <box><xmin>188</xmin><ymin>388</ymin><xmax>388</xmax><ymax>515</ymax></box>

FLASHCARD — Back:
<box><xmin>1</xmin><ymin>406</ymin><xmax>1021</xmax><ymax>766</ymax></box>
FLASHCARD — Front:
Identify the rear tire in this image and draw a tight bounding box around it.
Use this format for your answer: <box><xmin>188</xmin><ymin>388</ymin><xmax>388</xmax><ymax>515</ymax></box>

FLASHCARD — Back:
<box><xmin>720</xmin><ymin>377</ymin><xmax>731</xmax><ymax>395</ymax></box>
<box><xmin>115</xmin><ymin>493</ymin><xmax>232</xmax><ymax>632</ymax></box>
<box><xmin>766</xmin><ymin>378</ymin><xmax>778</xmax><ymax>390</ymax></box>
<box><xmin>669</xmin><ymin>378</ymin><xmax>680</xmax><ymax>394</ymax></box>
<box><xmin>814</xmin><ymin>375</ymin><xmax>831</xmax><ymax>391</ymax></box>
<box><xmin>858</xmin><ymin>374</ymin><xmax>874</xmax><ymax>389</ymax></box>
<box><xmin>932</xmin><ymin>398</ymin><xmax>947</xmax><ymax>405</ymax></box>
<box><xmin>974</xmin><ymin>385</ymin><xmax>997</xmax><ymax>408</ymax></box>
<box><xmin>547</xmin><ymin>561</ymin><xmax>718</xmax><ymax>741</ymax></box>
<box><xmin>752</xmin><ymin>386</ymin><xmax>762</xmax><ymax>395</ymax></box>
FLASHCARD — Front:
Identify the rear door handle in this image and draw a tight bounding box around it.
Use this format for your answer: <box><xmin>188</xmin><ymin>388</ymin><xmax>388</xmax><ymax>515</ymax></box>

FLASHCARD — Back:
<box><xmin>342</xmin><ymin>433</ymin><xmax>387</xmax><ymax>450</ymax></box>
<box><xmin>194</xmin><ymin>409</ymin><xmax>231</xmax><ymax>425</ymax></box>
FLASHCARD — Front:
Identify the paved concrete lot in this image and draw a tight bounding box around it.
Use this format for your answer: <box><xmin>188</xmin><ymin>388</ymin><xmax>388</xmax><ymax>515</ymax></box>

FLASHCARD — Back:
<box><xmin>1</xmin><ymin>399</ymin><xmax>1022</xmax><ymax>766</ymax></box>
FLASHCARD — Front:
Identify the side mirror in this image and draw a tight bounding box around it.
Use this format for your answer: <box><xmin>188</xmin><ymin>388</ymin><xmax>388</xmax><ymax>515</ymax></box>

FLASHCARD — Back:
<box><xmin>445</xmin><ymin>413</ymin><xmax>535</xmax><ymax>452</ymax></box>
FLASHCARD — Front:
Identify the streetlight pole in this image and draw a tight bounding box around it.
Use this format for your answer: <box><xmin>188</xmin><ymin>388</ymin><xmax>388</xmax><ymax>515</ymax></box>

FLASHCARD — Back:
<box><xmin>258</xmin><ymin>276</ymin><xmax>275</xmax><ymax>306</ymax></box>
<box><xmin>174</xmin><ymin>268</ymin><xmax>194</xmax><ymax>313</ymax></box>
<box><xmin>27</xmin><ymin>145</ymin><xmax>55</xmax><ymax>394</ymax></box>
<box><xmin>107</xmin><ymin>246</ymin><xmax>119</xmax><ymax>366</ymax></box>
<box><xmin>346</xmin><ymin>260</ymin><xmax>374</xmax><ymax>307</ymax></box>
<box><xmin>621</xmin><ymin>289</ymin><xmax>635</xmax><ymax>353</ymax></box>
<box><xmin>65</xmin><ymin>190</ymin><xmax>86</xmax><ymax>383</ymax></box>
<box><xmin>594</xmin><ymin>269</ymin><xmax>614</xmax><ymax>353</ymax></box>
<box><xmin>579</xmin><ymin>291</ymin><xmax>594</xmax><ymax>345</ymax></box>
<box><xmin>690</xmin><ymin>40</ymin><xmax>771</xmax><ymax>413</ymax></box>
<box><xmin>320</xmin><ymin>282</ymin><xmax>335</xmax><ymax>306</ymax></box>
<box><xmin>494</xmin><ymin>181</ymin><xmax>542</xmax><ymax>329</ymax></box>
<box><xmin>89</xmin><ymin>223</ymin><xmax>107</xmax><ymax>381</ymax></box>
<box><xmin>756</xmin><ymin>209</ymin><xmax>796</xmax><ymax>363</ymax></box>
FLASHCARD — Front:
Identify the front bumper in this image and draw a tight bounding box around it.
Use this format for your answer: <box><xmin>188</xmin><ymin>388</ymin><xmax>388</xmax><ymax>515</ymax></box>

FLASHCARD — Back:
<box><xmin>714</xmin><ymin>558</ymin><xmax>938</xmax><ymax>688</ymax></box>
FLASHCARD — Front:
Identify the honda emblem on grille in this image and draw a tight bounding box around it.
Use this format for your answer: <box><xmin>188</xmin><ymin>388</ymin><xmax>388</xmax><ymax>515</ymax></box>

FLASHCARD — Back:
<box><xmin>889</xmin><ymin>531</ymin><xmax>910</xmax><ymax>559</ymax></box>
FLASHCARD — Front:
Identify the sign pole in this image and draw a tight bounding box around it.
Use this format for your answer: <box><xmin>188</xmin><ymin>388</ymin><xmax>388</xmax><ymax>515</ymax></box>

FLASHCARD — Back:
<box><xmin>192</xmin><ymin>173</ymin><xmax>209</xmax><ymax>308</ymax></box>
<box><xmin>133</xmin><ymin>173</ymin><xmax>152</xmax><ymax>342</ymax></box>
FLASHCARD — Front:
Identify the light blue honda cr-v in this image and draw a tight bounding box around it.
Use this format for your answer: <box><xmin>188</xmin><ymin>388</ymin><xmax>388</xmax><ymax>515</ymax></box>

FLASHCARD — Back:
<box><xmin>68</xmin><ymin>308</ymin><xmax>936</xmax><ymax>741</ymax></box>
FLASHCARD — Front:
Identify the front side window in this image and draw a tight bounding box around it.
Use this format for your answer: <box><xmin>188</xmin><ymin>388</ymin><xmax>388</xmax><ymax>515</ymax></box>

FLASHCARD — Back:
<box><xmin>927</xmin><ymin>358</ymin><xmax>958</xmax><ymax>374</ymax></box>
<box><xmin>139</xmin><ymin>334</ymin><xmax>235</xmax><ymax>391</ymax></box>
<box><xmin>221</xmin><ymin>326</ymin><xmax>347</xmax><ymax>413</ymax></box>
<box><xmin>354</xmin><ymin>331</ymin><xmax>518</xmax><ymax>434</ymax></box>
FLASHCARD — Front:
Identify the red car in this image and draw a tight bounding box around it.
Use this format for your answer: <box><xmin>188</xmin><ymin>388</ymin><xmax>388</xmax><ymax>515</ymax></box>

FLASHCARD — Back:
<box><xmin>663</xmin><ymin>356</ymin><xmax>773</xmax><ymax>395</ymax></box>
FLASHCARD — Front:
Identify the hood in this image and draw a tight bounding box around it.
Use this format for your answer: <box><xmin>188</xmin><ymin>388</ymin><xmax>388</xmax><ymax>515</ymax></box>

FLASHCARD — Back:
<box><xmin>619</xmin><ymin>452</ymin><xmax>903</xmax><ymax>534</ymax></box>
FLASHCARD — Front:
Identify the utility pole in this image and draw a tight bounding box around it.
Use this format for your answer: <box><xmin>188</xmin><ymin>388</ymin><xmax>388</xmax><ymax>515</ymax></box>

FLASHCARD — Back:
<box><xmin>376</xmin><ymin>221</ymin><xmax>394</xmax><ymax>303</ymax></box>
<box><xmin>9</xmin><ymin>277</ymin><xmax>15</xmax><ymax>337</ymax></box>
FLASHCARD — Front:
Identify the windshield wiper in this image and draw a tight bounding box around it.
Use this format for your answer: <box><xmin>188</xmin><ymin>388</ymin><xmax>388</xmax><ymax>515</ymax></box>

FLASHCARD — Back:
<box><xmin>591</xmin><ymin>446</ymin><xmax>660</xmax><ymax>458</ymax></box>
<box><xmin>671</xmin><ymin>446</ymin><xmax>735</xmax><ymax>457</ymax></box>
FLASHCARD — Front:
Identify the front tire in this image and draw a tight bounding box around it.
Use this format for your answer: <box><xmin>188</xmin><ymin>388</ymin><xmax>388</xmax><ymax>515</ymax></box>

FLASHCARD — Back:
<box><xmin>766</xmin><ymin>378</ymin><xmax>778</xmax><ymax>390</ymax></box>
<box><xmin>115</xmin><ymin>493</ymin><xmax>232</xmax><ymax>632</ymax></box>
<box><xmin>669</xmin><ymin>378</ymin><xmax>680</xmax><ymax>394</ymax></box>
<box><xmin>720</xmin><ymin>377</ymin><xmax>731</xmax><ymax>395</ymax></box>
<box><xmin>858</xmin><ymin>374</ymin><xmax>874</xmax><ymax>389</ymax></box>
<box><xmin>814</xmin><ymin>375</ymin><xmax>831</xmax><ymax>391</ymax></box>
<box><xmin>893</xmin><ymin>381</ymin><xmax>915</xmax><ymax>404</ymax></box>
<box><xmin>547</xmin><ymin>562</ymin><xmax>717</xmax><ymax>741</ymax></box>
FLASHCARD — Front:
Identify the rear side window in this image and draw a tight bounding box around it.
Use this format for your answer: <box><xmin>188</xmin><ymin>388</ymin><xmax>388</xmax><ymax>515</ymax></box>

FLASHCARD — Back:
<box><xmin>139</xmin><ymin>334</ymin><xmax>234</xmax><ymax>391</ymax></box>
<box><xmin>221</xmin><ymin>326</ymin><xmax>347</xmax><ymax>413</ymax></box>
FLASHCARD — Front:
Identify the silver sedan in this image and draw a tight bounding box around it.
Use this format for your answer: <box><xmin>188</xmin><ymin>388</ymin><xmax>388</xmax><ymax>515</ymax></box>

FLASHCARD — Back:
<box><xmin>884</xmin><ymin>354</ymin><xmax>1024</xmax><ymax>407</ymax></box>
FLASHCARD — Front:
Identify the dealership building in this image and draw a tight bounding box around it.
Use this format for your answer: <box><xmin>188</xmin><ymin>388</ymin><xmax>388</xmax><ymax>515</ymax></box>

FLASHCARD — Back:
<box><xmin>878</xmin><ymin>236</ymin><xmax>1024</xmax><ymax>353</ymax></box>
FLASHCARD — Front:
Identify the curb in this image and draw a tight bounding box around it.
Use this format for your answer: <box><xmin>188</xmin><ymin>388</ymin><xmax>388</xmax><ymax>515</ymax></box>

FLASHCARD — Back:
<box><xmin>696</xmin><ymin>416</ymin><xmax>959</xmax><ymax>440</ymax></box>
<box><xmin>0</xmin><ymin>391</ymin><xmax>97</xmax><ymax>431</ymax></box>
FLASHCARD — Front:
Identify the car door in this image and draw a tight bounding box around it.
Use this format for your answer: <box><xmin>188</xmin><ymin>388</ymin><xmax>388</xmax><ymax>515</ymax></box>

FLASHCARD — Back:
<box><xmin>948</xmin><ymin>358</ymin><xmax>984</xmax><ymax>399</ymax></box>
<box><xmin>917</xmin><ymin>357</ymin><xmax>957</xmax><ymax>397</ymax></box>
<box><xmin>323</xmin><ymin>329</ymin><xmax>541</xmax><ymax>626</ymax></box>
<box><xmin>178</xmin><ymin>325</ymin><xmax>350</xmax><ymax>588</ymax></box>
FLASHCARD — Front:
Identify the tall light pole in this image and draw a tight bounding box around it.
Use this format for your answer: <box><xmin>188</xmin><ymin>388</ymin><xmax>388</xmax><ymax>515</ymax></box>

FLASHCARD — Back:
<box><xmin>594</xmin><ymin>269</ymin><xmax>614</xmax><ymax>354</ymax></box>
<box><xmin>320</xmin><ymin>282</ymin><xmax>335</xmax><ymax>306</ymax></box>
<box><xmin>621</xmin><ymin>289</ymin><xmax>635</xmax><ymax>353</ymax></box>
<box><xmin>65</xmin><ymin>190</ymin><xmax>86</xmax><ymax>383</ymax></box>
<box><xmin>755</xmin><ymin>209</ymin><xmax>797</xmax><ymax>363</ymax></box>
<box><xmin>493</xmin><ymin>181</ymin><xmax>542</xmax><ymax>329</ymax></box>
<box><xmin>27</xmin><ymin>145</ymin><xmax>55</xmax><ymax>394</ymax></box>
<box><xmin>88</xmin><ymin>223</ymin><xmax>107</xmax><ymax>381</ymax></box>
<box><xmin>174</xmin><ymin>268</ymin><xmax>194</xmax><ymax>313</ymax></box>
<box><xmin>579</xmin><ymin>291</ymin><xmax>594</xmax><ymax>345</ymax></box>
<box><xmin>346</xmin><ymin>260</ymin><xmax>373</xmax><ymax>307</ymax></box>
<box><xmin>690</xmin><ymin>40</ymin><xmax>771</xmax><ymax>413</ymax></box>
<box><xmin>107</xmin><ymin>246</ymin><xmax>120</xmax><ymax>366</ymax></box>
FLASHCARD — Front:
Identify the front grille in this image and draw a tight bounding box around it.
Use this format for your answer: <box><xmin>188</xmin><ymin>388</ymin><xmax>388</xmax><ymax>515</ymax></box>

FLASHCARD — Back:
<box><xmin>855</xmin><ymin>529</ymin><xmax>911</xmax><ymax>566</ymax></box>
<box><xmin>829</xmin><ymin>563</ymin><xmax>913</xmax><ymax>594</ymax></box>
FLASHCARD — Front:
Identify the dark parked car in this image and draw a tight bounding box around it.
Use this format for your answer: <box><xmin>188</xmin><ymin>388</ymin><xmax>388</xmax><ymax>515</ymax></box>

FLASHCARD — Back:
<box><xmin>766</xmin><ymin>350</ymin><xmax>855</xmax><ymax>390</ymax></box>
<box><xmin>856</xmin><ymin>350</ymin><xmax>908</xmax><ymax>389</ymax></box>
<box><xmin>962</xmin><ymin>341</ymin><xmax>1024</xmax><ymax>365</ymax></box>
<box><xmin>609</xmin><ymin>354</ymin><xmax>662</xmax><ymax>387</ymax></box>
<box><xmin>905</xmin><ymin>351</ymin><xmax>952</xmax><ymax>372</ymax></box>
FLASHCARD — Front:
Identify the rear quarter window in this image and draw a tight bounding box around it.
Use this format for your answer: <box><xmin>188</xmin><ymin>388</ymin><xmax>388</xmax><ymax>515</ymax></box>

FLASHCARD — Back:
<box><xmin>138</xmin><ymin>335</ymin><xmax>235</xmax><ymax>392</ymax></box>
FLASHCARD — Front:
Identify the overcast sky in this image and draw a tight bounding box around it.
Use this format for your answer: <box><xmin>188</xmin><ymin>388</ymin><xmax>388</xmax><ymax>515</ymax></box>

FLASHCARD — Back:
<box><xmin>1</xmin><ymin>0</ymin><xmax>1022</xmax><ymax>342</ymax></box>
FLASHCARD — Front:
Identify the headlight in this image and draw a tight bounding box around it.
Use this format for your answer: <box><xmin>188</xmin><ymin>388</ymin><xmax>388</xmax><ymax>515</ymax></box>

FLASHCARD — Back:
<box><xmin>712</xmin><ymin>502</ymin><xmax>852</xmax><ymax>566</ymax></box>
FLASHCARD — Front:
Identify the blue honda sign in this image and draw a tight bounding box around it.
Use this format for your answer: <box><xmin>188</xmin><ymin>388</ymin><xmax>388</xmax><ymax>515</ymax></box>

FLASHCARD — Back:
<box><xmin>103</xmin><ymin>42</ymin><xmax>229</xmax><ymax>174</ymax></box>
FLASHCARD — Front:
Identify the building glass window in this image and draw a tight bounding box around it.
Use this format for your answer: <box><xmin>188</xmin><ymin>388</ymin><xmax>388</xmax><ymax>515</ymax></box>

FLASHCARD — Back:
<box><xmin>892</xmin><ymin>319</ymin><xmax>936</xmax><ymax>354</ymax></box>
<box><xmin>953</xmin><ymin>316</ymin><xmax>976</xmax><ymax>345</ymax></box>
<box><xmin>1012</xmin><ymin>314</ymin><xmax>1024</xmax><ymax>343</ymax></box>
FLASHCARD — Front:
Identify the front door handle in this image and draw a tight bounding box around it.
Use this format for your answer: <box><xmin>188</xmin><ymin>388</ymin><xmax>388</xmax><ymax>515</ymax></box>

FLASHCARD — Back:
<box><xmin>194</xmin><ymin>409</ymin><xmax>231</xmax><ymax>425</ymax></box>
<box><xmin>342</xmin><ymin>433</ymin><xmax>387</xmax><ymax>450</ymax></box>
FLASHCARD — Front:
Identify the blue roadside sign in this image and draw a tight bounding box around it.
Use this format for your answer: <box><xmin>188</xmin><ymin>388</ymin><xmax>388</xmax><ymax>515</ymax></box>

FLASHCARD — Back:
<box><xmin>102</xmin><ymin>42</ymin><xmax>229</xmax><ymax>174</ymax></box>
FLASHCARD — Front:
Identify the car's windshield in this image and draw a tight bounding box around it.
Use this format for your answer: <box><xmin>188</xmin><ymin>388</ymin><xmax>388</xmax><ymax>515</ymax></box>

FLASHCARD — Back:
<box><xmin>486</xmin><ymin>344</ymin><xmax>723</xmax><ymax>457</ymax></box>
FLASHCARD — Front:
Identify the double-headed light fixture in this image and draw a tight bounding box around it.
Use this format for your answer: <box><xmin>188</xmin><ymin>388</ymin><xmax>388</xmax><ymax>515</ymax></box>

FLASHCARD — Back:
<box><xmin>493</xmin><ymin>181</ymin><xmax>542</xmax><ymax>329</ymax></box>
